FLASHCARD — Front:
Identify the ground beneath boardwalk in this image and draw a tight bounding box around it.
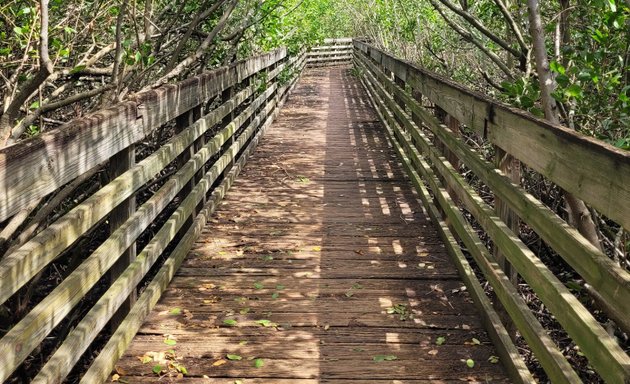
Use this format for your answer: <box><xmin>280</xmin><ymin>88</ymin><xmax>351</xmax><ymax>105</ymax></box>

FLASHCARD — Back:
<box><xmin>113</xmin><ymin>67</ymin><xmax>509</xmax><ymax>383</ymax></box>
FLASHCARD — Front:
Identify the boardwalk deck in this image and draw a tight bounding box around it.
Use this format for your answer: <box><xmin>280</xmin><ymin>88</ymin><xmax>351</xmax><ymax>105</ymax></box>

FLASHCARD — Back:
<box><xmin>114</xmin><ymin>67</ymin><xmax>509</xmax><ymax>383</ymax></box>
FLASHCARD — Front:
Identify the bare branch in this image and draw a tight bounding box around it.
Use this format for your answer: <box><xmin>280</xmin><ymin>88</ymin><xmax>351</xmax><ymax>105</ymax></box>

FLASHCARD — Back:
<box><xmin>434</xmin><ymin>0</ymin><xmax>523</xmax><ymax>59</ymax></box>
<box><xmin>429</xmin><ymin>0</ymin><xmax>514</xmax><ymax>79</ymax></box>
<box><xmin>1</xmin><ymin>0</ymin><xmax>54</xmax><ymax>146</ymax></box>
<box><xmin>492</xmin><ymin>0</ymin><xmax>528</xmax><ymax>55</ymax></box>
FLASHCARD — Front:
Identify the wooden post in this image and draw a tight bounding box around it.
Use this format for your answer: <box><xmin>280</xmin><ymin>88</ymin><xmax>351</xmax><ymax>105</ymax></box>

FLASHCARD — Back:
<box><xmin>191</xmin><ymin>105</ymin><xmax>205</xmax><ymax>214</ymax></box>
<box><xmin>108</xmin><ymin>145</ymin><xmax>136</xmax><ymax>332</ymax></box>
<box><xmin>393</xmin><ymin>76</ymin><xmax>406</xmax><ymax>128</ymax></box>
<box><xmin>493</xmin><ymin>145</ymin><xmax>521</xmax><ymax>340</ymax></box>
<box><xmin>175</xmin><ymin>109</ymin><xmax>196</xmax><ymax>232</ymax></box>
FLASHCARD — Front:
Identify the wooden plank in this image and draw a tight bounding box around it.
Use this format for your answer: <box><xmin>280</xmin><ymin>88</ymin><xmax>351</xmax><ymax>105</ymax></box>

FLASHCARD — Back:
<box><xmin>323</xmin><ymin>37</ymin><xmax>353</xmax><ymax>44</ymax></box>
<box><xmin>0</xmin><ymin>78</ymin><xmax>282</xmax><ymax>383</ymax></box>
<box><xmin>354</xmin><ymin>40</ymin><xmax>630</xmax><ymax>230</ymax></box>
<box><xmin>0</xmin><ymin>101</ymin><xmax>143</xmax><ymax>223</ymax></box>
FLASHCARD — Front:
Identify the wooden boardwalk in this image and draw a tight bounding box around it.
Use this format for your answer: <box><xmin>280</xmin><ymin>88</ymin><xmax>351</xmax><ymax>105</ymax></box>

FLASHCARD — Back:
<box><xmin>115</xmin><ymin>67</ymin><xmax>509</xmax><ymax>383</ymax></box>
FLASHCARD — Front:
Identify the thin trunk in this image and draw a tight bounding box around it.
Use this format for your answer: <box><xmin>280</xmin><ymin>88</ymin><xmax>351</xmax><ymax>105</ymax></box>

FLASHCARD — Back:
<box><xmin>526</xmin><ymin>0</ymin><xmax>602</xmax><ymax>251</ymax></box>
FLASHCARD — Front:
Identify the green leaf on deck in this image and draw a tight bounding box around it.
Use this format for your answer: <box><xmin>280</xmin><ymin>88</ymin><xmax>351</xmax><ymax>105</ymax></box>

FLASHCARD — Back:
<box><xmin>436</xmin><ymin>336</ymin><xmax>446</xmax><ymax>345</ymax></box>
<box><xmin>373</xmin><ymin>354</ymin><xmax>397</xmax><ymax>362</ymax></box>
<box><xmin>163</xmin><ymin>337</ymin><xmax>176</xmax><ymax>346</ymax></box>
<box><xmin>152</xmin><ymin>365</ymin><xmax>162</xmax><ymax>374</ymax></box>
<box><xmin>271</xmin><ymin>292</ymin><xmax>279</xmax><ymax>299</ymax></box>
<box><xmin>253</xmin><ymin>358</ymin><xmax>265</xmax><ymax>368</ymax></box>
<box><xmin>223</xmin><ymin>319</ymin><xmax>238</xmax><ymax>326</ymax></box>
<box><xmin>253</xmin><ymin>282</ymin><xmax>264</xmax><ymax>289</ymax></box>
<box><xmin>255</xmin><ymin>319</ymin><xmax>276</xmax><ymax>327</ymax></box>
<box><xmin>466</xmin><ymin>359</ymin><xmax>475</xmax><ymax>368</ymax></box>
<box><xmin>227</xmin><ymin>354</ymin><xmax>242</xmax><ymax>361</ymax></box>
<box><xmin>169</xmin><ymin>308</ymin><xmax>181</xmax><ymax>315</ymax></box>
<box><xmin>488</xmin><ymin>355</ymin><xmax>500</xmax><ymax>364</ymax></box>
<box><xmin>471</xmin><ymin>338</ymin><xmax>481</xmax><ymax>345</ymax></box>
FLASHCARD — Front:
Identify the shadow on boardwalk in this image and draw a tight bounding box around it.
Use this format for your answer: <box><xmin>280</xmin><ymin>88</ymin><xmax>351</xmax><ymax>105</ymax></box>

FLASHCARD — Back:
<box><xmin>114</xmin><ymin>67</ymin><xmax>509</xmax><ymax>383</ymax></box>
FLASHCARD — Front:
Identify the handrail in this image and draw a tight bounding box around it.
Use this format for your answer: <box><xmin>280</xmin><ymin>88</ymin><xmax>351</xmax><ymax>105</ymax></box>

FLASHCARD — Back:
<box><xmin>0</xmin><ymin>47</ymin><xmax>306</xmax><ymax>383</ymax></box>
<box><xmin>353</xmin><ymin>40</ymin><xmax>630</xmax><ymax>383</ymax></box>
<box><xmin>306</xmin><ymin>37</ymin><xmax>353</xmax><ymax>67</ymax></box>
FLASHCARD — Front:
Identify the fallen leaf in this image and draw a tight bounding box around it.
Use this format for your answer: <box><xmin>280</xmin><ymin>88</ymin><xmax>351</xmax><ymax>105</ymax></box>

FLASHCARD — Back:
<box><xmin>428</xmin><ymin>349</ymin><xmax>438</xmax><ymax>356</ymax></box>
<box><xmin>213</xmin><ymin>359</ymin><xmax>227</xmax><ymax>366</ymax></box>
<box><xmin>227</xmin><ymin>354</ymin><xmax>242</xmax><ymax>361</ymax></box>
<box><xmin>466</xmin><ymin>358</ymin><xmax>475</xmax><ymax>368</ymax></box>
<box><xmin>253</xmin><ymin>358</ymin><xmax>265</xmax><ymax>368</ymax></box>
<box><xmin>111</xmin><ymin>374</ymin><xmax>120</xmax><ymax>382</ymax></box>
<box><xmin>436</xmin><ymin>336</ymin><xmax>446</xmax><ymax>345</ymax></box>
<box><xmin>138</xmin><ymin>355</ymin><xmax>152</xmax><ymax>364</ymax></box>
<box><xmin>223</xmin><ymin>319</ymin><xmax>238</xmax><ymax>326</ymax></box>
<box><xmin>114</xmin><ymin>366</ymin><xmax>127</xmax><ymax>375</ymax></box>
<box><xmin>169</xmin><ymin>308</ymin><xmax>182</xmax><ymax>315</ymax></box>
<box><xmin>373</xmin><ymin>354</ymin><xmax>397</xmax><ymax>362</ymax></box>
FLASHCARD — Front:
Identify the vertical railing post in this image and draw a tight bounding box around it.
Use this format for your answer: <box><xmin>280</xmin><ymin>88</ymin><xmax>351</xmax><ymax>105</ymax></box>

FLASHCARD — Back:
<box><xmin>175</xmin><ymin>109</ymin><xmax>196</xmax><ymax>232</ymax></box>
<box><xmin>108</xmin><ymin>145</ymin><xmax>136</xmax><ymax>331</ymax></box>
<box><xmin>493</xmin><ymin>146</ymin><xmax>521</xmax><ymax>339</ymax></box>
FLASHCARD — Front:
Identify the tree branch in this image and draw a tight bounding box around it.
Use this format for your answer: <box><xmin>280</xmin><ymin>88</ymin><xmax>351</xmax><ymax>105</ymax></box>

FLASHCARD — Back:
<box><xmin>492</xmin><ymin>0</ymin><xmax>528</xmax><ymax>55</ymax></box>
<box><xmin>435</xmin><ymin>0</ymin><xmax>523</xmax><ymax>59</ymax></box>
<box><xmin>429</xmin><ymin>0</ymin><xmax>514</xmax><ymax>79</ymax></box>
<box><xmin>151</xmin><ymin>0</ymin><xmax>239</xmax><ymax>88</ymax></box>
<box><xmin>1</xmin><ymin>0</ymin><xmax>54</xmax><ymax>146</ymax></box>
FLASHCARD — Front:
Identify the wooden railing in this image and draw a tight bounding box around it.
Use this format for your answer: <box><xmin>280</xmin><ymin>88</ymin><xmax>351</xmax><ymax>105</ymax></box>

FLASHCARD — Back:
<box><xmin>306</xmin><ymin>37</ymin><xmax>353</xmax><ymax>67</ymax></box>
<box><xmin>0</xmin><ymin>47</ymin><xmax>305</xmax><ymax>383</ymax></box>
<box><xmin>353</xmin><ymin>40</ymin><xmax>630</xmax><ymax>383</ymax></box>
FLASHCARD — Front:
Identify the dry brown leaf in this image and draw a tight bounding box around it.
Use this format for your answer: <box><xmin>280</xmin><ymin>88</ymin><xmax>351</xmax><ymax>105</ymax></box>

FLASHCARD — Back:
<box><xmin>213</xmin><ymin>359</ymin><xmax>227</xmax><ymax>367</ymax></box>
<box><xmin>111</xmin><ymin>374</ymin><xmax>120</xmax><ymax>382</ymax></box>
<box><xmin>428</xmin><ymin>349</ymin><xmax>438</xmax><ymax>356</ymax></box>
<box><xmin>114</xmin><ymin>366</ymin><xmax>127</xmax><ymax>375</ymax></box>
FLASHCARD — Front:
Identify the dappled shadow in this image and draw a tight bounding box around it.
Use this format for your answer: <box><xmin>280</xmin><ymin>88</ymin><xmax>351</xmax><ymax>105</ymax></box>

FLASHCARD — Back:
<box><xmin>112</xmin><ymin>66</ymin><xmax>509</xmax><ymax>383</ymax></box>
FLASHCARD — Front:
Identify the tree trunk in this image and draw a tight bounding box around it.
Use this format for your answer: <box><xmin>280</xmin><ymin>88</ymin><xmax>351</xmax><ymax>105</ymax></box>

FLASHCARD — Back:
<box><xmin>526</xmin><ymin>0</ymin><xmax>602</xmax><ymax>250</ymax></box>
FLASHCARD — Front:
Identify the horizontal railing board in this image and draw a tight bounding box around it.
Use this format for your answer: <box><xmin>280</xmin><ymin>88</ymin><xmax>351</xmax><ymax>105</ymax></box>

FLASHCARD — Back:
<box><xmin>0</xmin><ymin>49</ymin><xmax>286</xmax><ymax>223</ymax></box>
<box><xmin>354</xmin><ymin>40</ymin><xmax>630</xmax><ymax>230</ymax></box>
<box><xmin>310</xmin><ymin>45</ymin><xmax>353</xmax><ymax>51</ymax></box>
<box><xmin>323</xmin><ymin>37</ymin><xmax>353</xmax><ymax>44</ymax></box>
